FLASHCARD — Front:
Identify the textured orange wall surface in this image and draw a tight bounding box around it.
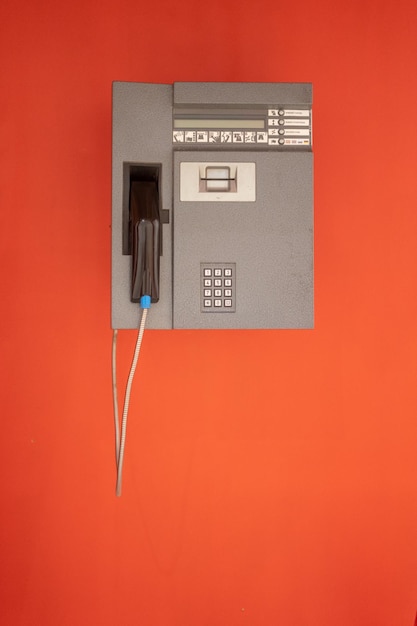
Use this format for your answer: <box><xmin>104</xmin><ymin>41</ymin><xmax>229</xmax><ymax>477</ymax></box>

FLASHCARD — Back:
<box><xmin>1</xmin><ymin>0</ymin><xmax>416</xmax><ymax>624</ymax></box>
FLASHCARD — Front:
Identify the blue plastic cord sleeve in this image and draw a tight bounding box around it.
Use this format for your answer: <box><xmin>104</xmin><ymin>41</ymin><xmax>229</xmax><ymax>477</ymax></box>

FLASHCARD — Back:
<box><xmin>140</xmin><ymin>295</ymin><xmax>151</xmax><ymax>309</ymax></box>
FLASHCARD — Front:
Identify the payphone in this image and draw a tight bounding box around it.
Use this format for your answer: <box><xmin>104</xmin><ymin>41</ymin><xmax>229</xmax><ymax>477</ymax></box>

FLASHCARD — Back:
<box><xmin>111</xmin><ymin>82</ymin><xmax>313</xmax><ymax>494</ymax></box>
<box><xmin>111</xmin><ymin>81</ymin><xmax>313</xmax><ymax>330</ymax></box>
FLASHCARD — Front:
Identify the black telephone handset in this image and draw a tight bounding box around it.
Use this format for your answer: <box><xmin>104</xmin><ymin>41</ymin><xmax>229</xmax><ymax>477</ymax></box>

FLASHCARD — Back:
<box><xmin>129</xmin><ymin>181</ymin><xmax>161</xmax><ymax>303</ymax></box>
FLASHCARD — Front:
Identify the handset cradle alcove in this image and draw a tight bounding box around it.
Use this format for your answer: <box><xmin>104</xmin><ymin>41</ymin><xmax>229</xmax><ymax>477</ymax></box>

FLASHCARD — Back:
<box><xmin>123</xmin><ymin>164</ymin><xmax>163</xmax><ymax>303</ymax></box>
<box><xmin>130</xmin><ymin>181</ymin><xmax>160</xmax><ymax>302</ymax></box>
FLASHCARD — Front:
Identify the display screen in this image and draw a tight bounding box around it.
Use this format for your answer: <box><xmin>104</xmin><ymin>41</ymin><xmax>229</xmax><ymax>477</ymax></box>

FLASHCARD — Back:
<box><xmin>174</xmin><ymin>119</ymin><xmax>265</xmax><ymax>129</ymax></box>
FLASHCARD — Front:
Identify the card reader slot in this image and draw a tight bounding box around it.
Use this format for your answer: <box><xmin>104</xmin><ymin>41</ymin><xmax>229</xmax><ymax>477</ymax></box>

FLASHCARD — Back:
<box><xmin>199</xmin><ymin>165</ymin><xmax>237</xmax><ymax>193</ymax></box>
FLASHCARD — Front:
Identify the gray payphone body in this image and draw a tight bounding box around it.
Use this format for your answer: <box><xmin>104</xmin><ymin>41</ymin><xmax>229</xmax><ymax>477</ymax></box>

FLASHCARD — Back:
<box><xmin>111</xmin><ymin>81</ymin><xmax>313</xmax><ymax>330</ymax></box>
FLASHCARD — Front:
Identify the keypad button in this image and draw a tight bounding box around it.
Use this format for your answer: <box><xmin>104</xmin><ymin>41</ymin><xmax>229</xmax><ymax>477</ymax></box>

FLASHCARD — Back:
<box><xmin>201</xmin><ymin>263</ymin><xmax>235</xmax><ymax>313</ymax></box>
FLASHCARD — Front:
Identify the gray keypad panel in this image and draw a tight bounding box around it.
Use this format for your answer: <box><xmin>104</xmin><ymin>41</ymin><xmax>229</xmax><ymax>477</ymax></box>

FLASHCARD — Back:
<box><xmin>200</xmin><ymin>263</ymin><xmax>236</xmax><ymax>312</ymax></box>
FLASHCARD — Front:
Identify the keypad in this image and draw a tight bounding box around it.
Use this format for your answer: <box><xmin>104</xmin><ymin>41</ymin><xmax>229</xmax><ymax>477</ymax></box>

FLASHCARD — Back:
<box><xmin>201</xmin><ymin>263</ymin><xmax>236</xmax><ymax>312</ymax></box>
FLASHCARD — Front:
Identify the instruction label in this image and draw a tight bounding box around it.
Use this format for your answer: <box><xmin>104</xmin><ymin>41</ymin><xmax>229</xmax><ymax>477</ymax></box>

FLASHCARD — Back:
<box><xmin>173</xmin><ymin>131</ymin><xmax>185</xmax><ymax>142</ymax></box>
<box><xmin>283</xmin><ymin>109</ymin><xmax>310</xmax><ymax>117</ymax></box>
<box><xmin>269</xmin><ymin>128</ymin><xmax>310</xmax><ymax>136</ymax></box>
<box><xmin>268</xmin><ymin>108</ymin><xmax>310</xmax><ymax>117</ymax></box>
<box><xmin>269</xmin><ymin>137</ymin><xmax>310</xmax><ymax>146</ymax></box>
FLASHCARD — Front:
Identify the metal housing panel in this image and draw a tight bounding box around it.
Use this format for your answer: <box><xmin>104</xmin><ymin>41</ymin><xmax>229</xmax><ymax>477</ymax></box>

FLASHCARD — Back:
<box><xmin>111</xmin><ymin>82</ymin><xmax>173</xmax><ymax>329</ymax></box>
<box><xmin>174</xmin><ymin>82</ymin><xmax>312</xmax><ymax>107</ymax></box>
<box><xmin>173</xmin><ymin>151</ymin><xmax>313</xmax><ymax>329</ymax></box>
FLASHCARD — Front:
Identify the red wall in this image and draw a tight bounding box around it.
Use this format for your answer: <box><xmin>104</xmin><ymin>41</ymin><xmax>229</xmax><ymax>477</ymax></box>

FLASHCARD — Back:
<box><xmin>1</xmin><ymin>0</ymin><xmax>416</xmax><ymax>624</ymax></box>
